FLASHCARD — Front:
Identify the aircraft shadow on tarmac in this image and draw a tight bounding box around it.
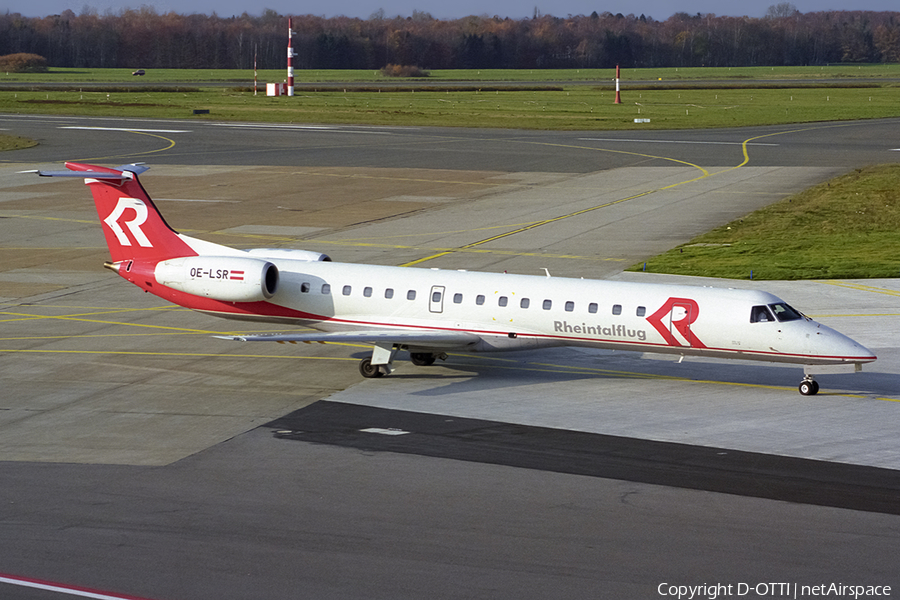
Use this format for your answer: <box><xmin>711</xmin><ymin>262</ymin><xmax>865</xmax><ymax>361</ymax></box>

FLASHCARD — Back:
<box><xmin>351</xmin><ymin>347</ymin><xmax>894</xmax><ymax>399</ymax></box>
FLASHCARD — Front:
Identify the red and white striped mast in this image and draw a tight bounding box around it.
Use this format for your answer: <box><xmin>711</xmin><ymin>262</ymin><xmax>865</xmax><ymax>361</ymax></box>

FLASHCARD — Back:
<box><xmin>287</xmin><ymin>17</ymin><xmax>295</xmax><ymax>97</ymax></box>
<box><xmin>614</xmin><ymin>64</ymin><xmax>622</xmax><ymax>104</ymax></box>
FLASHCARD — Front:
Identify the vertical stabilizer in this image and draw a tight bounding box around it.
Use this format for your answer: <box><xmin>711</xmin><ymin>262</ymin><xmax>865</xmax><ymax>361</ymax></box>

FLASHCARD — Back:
<box><xmin>47</xmin><ymin>162</ymin><xmax>198</xmax><ymax>263</ymax></box>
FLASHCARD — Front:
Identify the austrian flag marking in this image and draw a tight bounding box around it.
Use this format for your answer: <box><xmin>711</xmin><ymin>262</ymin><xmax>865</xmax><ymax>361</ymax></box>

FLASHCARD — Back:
<box><xmin>230</xmin><ymin>270</ymin><xmax>245</xmax><ymax>281</ymax></box>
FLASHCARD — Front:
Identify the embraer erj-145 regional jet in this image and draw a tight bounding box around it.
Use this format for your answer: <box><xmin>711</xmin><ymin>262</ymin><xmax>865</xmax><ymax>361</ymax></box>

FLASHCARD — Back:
<box><xmin>31</xmin><ymin>162</ymin><xmax>876</xmax><ymax>395</ymax></box>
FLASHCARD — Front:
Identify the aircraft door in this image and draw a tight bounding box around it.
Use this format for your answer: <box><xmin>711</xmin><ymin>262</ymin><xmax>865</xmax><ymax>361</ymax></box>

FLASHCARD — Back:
<box><xmin>668</xmin><ymin>300</ymin><xmax>701</xmax><ymax>347</ymax></box>
<box><xmin>647</xmin><ymin>297</ymin><xmax>706</xmax><ymax>349</ymax></box>
<box><xmin>429</xmin><ymin>286</ymin><xmax>445</xmax><ymax>314</ymax></box>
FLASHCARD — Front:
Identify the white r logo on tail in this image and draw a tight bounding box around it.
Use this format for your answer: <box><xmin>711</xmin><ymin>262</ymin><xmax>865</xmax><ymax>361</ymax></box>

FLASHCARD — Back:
<box><xmin>103</xmin><ymin>197</ymin><xmax>152</xmax><ymax>247</ymax></box>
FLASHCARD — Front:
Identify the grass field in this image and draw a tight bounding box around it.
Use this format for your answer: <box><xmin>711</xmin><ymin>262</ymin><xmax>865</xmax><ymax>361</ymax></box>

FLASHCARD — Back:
<box><xmin>628</xmin><ymin>165</ymin><xmax>900</xmax><ymax>280</ymax></box>
<box><xmin>2</xmin><ymin>64</ymin><xmax>900</xmax><ymax>83</ymax></box>
<box><xmin>3</xmin><ymin>84</ymin><xmax>900</xmax><ymax>130</ymax></box>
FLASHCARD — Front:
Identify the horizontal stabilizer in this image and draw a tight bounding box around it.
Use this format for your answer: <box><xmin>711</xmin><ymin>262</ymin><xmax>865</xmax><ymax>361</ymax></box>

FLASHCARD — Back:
<box><xmin>214</xmin><ymin>329</ymin><xmax>479</xmax><ymax>347</ymax></box>
<box><xmin>24</xmin><ymin>163</ymin><xmax>149</xmax><ymax>179</ymax></box>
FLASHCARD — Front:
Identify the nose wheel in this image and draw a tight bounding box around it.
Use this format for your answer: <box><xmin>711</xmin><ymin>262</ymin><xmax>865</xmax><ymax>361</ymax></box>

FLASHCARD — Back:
<box><xmin>799</xmin><ymin>377</ymin><xmax>819</xmax><ymax>396</ymax></box>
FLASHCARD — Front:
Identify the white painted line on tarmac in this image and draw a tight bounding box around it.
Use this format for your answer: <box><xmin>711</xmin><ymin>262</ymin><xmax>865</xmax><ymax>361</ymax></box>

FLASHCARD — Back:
<box><xmin>0</xmin><ymin>573</ymin><xmax>156</xmax><ymax>600</ymax></box>
<box><xmin>211</xmin><ymin>122</ymin><xmax>333</xmax><ymax>130</ymax></box>
<box><xmin>156</xmin><ymin>198</ymin><xmax>239</xmax><ymax>203</ymax></box>
<box><xmin>60</xmin><ymin>126</ymin><xmax>191</xmax><ymax>133</ymax></box>
<box><xmin>360</xmin><ymin>427</ymin><xmax>410</xmax><ymax>436</ymax></box>
<box><xmin>580</xmin><ymin>137</ymin><xmax>778</xmax><ymax>146</ymax></box>
<box><xmin>209</xmin><ymin>123</ymin><xmax>392</xmax><ymax>134</ymax></box>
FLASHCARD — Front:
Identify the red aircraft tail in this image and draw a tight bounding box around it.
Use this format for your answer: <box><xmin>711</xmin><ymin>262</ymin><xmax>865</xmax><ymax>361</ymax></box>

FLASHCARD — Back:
<box><xmin>58</xmin><ymin>162</ymin><xmax>197</xmax><ymax>263</ymax></box>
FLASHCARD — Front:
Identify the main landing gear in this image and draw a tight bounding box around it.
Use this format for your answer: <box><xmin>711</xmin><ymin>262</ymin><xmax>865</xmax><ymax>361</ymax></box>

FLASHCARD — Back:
<box><xmin>358</xmin><ymin>357</ymin><xmax>386</xmax><ymax>378</ymax></box>
<box><xmin>358</xmin><ymin>347</ymin><xmax>445</xmax><ymax>378</ymax></box>
<box><xmin>409</xmin><ymin>352</ymin><xmax>437</xmax><ymax>366</ymax></box>
<box><xmin>799</xmin><ymin>375</ymin><xmax>820</xmax><ymax>396</ymax></box>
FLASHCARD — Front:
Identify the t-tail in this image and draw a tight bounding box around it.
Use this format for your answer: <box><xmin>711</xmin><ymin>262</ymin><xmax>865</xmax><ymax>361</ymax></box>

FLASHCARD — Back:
<box><xmin>40</xmin><ymin>162</ymin><xmax>201</xmax><ymax>263</ymax></box>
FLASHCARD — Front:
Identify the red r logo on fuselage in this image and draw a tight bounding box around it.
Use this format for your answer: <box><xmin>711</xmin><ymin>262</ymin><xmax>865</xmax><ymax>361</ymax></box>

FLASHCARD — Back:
<box><xmin>646</xmin><ymin>297</ymin><xmax>707</xmax><ymax>348</ymax></box>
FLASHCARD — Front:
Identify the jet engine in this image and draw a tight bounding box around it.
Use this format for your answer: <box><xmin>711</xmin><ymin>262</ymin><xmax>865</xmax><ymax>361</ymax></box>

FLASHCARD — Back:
<box><xmin>246</xmin><ymin>248</ymin><xmax>331</xmax><ymax>262</ymax></box>
<box><xmin>155</xmin><ymin>256</ymin><xmax>279</xmax><ymax>302</ymax></box>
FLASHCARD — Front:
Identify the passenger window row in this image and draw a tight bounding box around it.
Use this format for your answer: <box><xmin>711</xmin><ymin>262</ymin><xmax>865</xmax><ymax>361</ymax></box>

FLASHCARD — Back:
<box><xmin>299</xmin><ymin>281</ymin><xmax>647</xmax><ymax>316</ymax></box>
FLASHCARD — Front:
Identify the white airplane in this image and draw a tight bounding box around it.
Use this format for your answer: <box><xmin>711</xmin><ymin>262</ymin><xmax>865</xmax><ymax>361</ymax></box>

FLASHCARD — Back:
<box><xmin>30</xmin><ymin>162</ymin><xmax>876</xmax><ymax>395</ymax></box>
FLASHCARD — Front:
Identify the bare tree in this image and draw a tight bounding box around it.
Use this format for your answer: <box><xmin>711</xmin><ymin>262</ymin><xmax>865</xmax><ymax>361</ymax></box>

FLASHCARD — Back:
<box><xmin>766</xmin><ymin>3</ymin><xmax>799</xmax><ymax>19</ymax></box>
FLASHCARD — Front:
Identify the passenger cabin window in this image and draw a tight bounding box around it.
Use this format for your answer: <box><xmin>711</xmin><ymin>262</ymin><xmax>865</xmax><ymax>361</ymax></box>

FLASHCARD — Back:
<box><xmin>498</xmin><ymin>296</ymin><xmax>508</xmax><ymax>307</ymax></box>
<box><xmin>342</xmin><ymin>285</ymin><xmax>352</xmax><ymax>296</ymax></box>
<box><xmin>612</xmin><ymin>304</ymin><xmax>622</xmax><ymax>315</ymax></box>
<box><xmin>542</xmin><ymin>299</ymin><xmax>552</xmax><ymax>310</ymax></box>
<box><xmin>385</xmin><ymin>288</ymin><xmax>394</xmax><ymax>299</ymax></box>
<box><xmin>432</xmin><ymin>290</ymin><xmax>442</xmax><ymax>303</ymax></box>
<box><xmin>321</xmin><ymin>283</ymin><xmax>331</xmax><ymax>295</ymax></box>
<box><xmin>520</xmin><ymin>298</ymin><xmax>530</xmax><ymax>309</ymax></box>
<box><xmin>770</xmin><ymin>303</ymin><xmax>803</xmax><ymax>322</ymax></box>
<box><xmin>565</xmin><ymin>301</ymin><xmax>574</xmax><ymax>312</ymax></box>
<box><xmin>363</xmin><ymin>287</ymin><xmax>372</xmax><ymax>298</ymax></box>
<box><xmin>636</xmin><ymin>306</ymin><xmax>646</xmax><ymax>317</ymax></box>
<box><xmin>588</xmin><ymin>303</ymin><xmax>598</xmax><ymax>314</ymax></box>
<box><xmin>476</xmin><ymin>295</ymin><xmax>485</xmax><ymax>306</ymax></box>
<box><xmin>750</xmin><ymin>305</ymin><xmax>775</xmax><ymax>323</ymax></box>
<box><xmin>300</xmin><ymin>282</ymin><xmax>310</xmax><ymax>293</ymax></box>
<box><xmin>453</xmin><ymin>293</ymin><xmax>463</xmax><ymax>304</ymax></box>
<box><xmin>407</xmin><ymin>290</ymin><xmax>416</xmax><ymax>301</ymax></box>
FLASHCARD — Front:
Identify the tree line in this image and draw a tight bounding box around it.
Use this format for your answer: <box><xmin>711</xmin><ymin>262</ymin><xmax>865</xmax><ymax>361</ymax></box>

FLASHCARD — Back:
<box><xmin>2</xmin><ymin>5</ymin><xmax>899</xmax><ymax>71</ymax></box>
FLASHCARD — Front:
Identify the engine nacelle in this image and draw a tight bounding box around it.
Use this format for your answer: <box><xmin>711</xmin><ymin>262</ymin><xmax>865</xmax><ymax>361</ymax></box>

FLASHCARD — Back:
<box><xmin>246</xmin><ymin>248</ymin><xmax>331</xmax><ymax>262</ymax></box>
<box><xmin>155</xmin><ymin>256</ymin><xmax>279</xmax><ymax>302</ymax></box>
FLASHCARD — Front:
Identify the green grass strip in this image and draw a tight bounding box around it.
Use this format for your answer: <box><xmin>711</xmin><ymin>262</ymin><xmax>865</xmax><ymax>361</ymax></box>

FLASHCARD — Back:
<box><xmin>0</xmin><ymin>133</ymin><xmax>37</xmax><ymax>151</ymax></box>
<box><xmin>630</xmin><ymin>164</ymin><xmax>900</xmax><ymax>280</ymax></box>
<box><xmin>2</xmin><ymin>86</ymin><xmax>900</xmax><ymax>130</ymax></box>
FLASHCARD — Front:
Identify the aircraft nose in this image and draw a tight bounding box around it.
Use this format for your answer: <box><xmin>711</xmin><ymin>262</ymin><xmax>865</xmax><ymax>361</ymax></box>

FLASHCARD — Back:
<box><xmin>817</xmin><ymin>323</ymin><xmax>876</xmax><ymax>363</ymax></box>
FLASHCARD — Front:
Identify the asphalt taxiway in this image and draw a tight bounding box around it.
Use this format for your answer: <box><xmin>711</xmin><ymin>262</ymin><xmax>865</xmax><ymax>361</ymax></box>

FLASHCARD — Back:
<box><xmin>1</xmin><ymin>114</ymin><xmax>899</xmax><ymax>599</ymax></box>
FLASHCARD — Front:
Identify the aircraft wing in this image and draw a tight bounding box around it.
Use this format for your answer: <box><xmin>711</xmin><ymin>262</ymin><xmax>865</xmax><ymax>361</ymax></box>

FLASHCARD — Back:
<box><xmin>214</xmin><ymin>329</ymin><xmax>480</xmax><ymax>347</ymax></box>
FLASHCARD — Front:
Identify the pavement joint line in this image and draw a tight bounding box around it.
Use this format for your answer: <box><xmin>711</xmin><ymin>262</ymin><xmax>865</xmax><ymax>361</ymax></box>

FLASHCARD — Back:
<box><xmin>0</xmin><ymin>213</ymin><xmax>96</xmax><ymax>225</ymax></box>
<box><xmin>1</xmin><ymin>307</ymin><xmax>177</xmax><ymax>319</ymax></box>
<box><xmin>0</xmin><ymin>311</ymin><xmax>221</xmax><ymax>333</ymax></box>
<box><xmin>818</xmin><ymin>280</ymin><xmax>900</xmax><ymax>297</ymax></box>
<box><xmin>0</xmin><ymin>332</ymin><xmax>231</xmax><ymax>341</ymax></box>
<box><xmin>809</xmin><ymin>313</ymin><xmax>900</xmax><ymax>318</ymax></box>
<box><xmin>289</xmin><ymin>169</ymin><xmax>506</xmax><ymax>187</ymax></box>
<box><xmin>401</xmin><ymin>188</ymin><xmax>659</xmax><ymax>267</ymax></box>
<box><xmin>0</xmin><ymin>348</ymin><xmax>360</xmax><ymax>361</ymax></box>
<box><xmin>330</xmin><ymin>220</ymin><xmax>551</xmax><ymax>241</ymax></box>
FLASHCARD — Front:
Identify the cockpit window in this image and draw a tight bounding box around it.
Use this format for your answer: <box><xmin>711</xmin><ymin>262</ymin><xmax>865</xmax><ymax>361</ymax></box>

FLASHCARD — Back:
<box><xmin>768</xmin><ymin>302</ymin><xmax>803</xmax><ymax>322</ymax></box>
<box><xmin>750</xmin><ymin>305</ymin><xmax>774</xmax><ymax>323</ymax></box>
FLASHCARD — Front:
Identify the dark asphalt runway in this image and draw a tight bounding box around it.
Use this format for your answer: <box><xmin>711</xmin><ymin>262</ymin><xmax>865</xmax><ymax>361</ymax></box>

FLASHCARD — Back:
<box><xmin>1</xmin><ymin>113</ymin><xmax>899</xmax><ymax>600</ymax></box>
<box><xmin>4</xmin><ymin>113</ymin><xmax>900</xmax><ymax>171</ymax></box>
